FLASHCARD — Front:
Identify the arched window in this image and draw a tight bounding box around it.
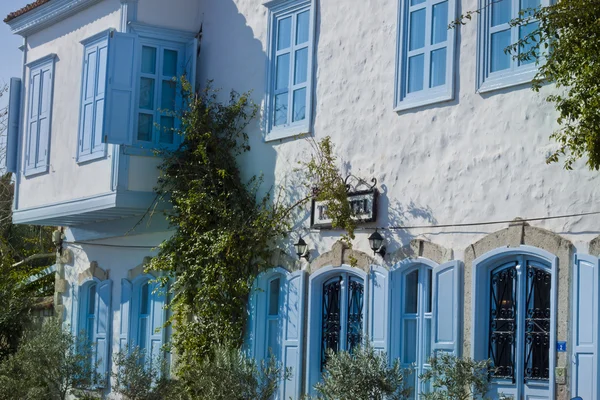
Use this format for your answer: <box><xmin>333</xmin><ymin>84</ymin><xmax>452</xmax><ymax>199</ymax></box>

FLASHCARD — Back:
<box><xmin>76</xmin><ymin>279</ymin><xmax>112</xmax><ymax>386</ymax></box>
<box><xmin>472</xmin><ymin>247</ymin><xmax>556</xmax><ymax>399</ymax></box>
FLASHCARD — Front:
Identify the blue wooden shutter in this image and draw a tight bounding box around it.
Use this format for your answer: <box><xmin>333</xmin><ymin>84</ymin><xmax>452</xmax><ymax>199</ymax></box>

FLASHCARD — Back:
<box><xmin>280</xmin><ymin>270</ymin><xmax>306</xmax><ymax>400</ymax></box>
<box><xmin>431</xmin><ymin>260</ymin><xmax>462</xmax><ymax>356</ymax></box>
<box><xmin>25</xmin><ymin>68</ymin><xmax>41</xmax><ymax>173</ymax></box>
<box><xmin>95</xmin><ymin>280</ymin><xmax>112</xmax><ymax>385</ymax></box>
<box><xmin>245</xmin><ymin>277</ymin><xmax>263</xmax><ymax>359</ymax></box>
<box><xmin>6</xmin><ymin>78</ymin><xmax>21</xmax><ymax>173</ymax></box>
<box><xmin>104</xmin><ymin>31</ymin><xmax>138</xmax><ymax>145</ymax></box>
<box><xmin>572</xmin><ymin>254</ymin><xmax>599</xmax><ymax>400</ymax></box>
<box><xmin>120</xmin><ymin>279</ymin><xmax>132</xmax><ymax>353</ymax></box>
<box><xmin>93</xmin><ymin>41</ymin><xmax>108</xmax><ymax>153</ymax></box>
<box><xmin>185</xmin><ymin>38</ymin><xmax>198</xmax><ymax>92</ymax></box>
<box><xmin>369</xmin><ymin>265</ymin><xmax>390</xmax><ymax>355</ymax></box>
<box><xmin>149</xmin><ymin>281</ymin><xmax>166</xmax><ymax>362</ymax></box>
<box><xmin>80</xmin><ymin>45</ymin><xmax>98</xmax><ymax>157</ymax></box>
<box><xmin>36</xmin><ymin>64</ymin><xmax>53</xmax><ymax>170</ymax></box>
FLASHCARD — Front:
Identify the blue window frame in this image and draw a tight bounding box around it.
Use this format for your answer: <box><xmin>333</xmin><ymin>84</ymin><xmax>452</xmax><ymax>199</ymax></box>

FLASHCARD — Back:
<box><xmin>395</xmin><ymin>0</ymin><xmax>457</xmax><ymax>111</ymax></box>
<box><xmin>135</xmin><ymin>40</ymin><xmax>184</xmax><ymax>148</ymax></box>
<box><xmin>265</xmin><ymin>0</ymin><xmax>314</xmax><ymax>141</ymax></box>
<box><xmin>129</xmin><ymin>276</ymin><xmax>167</xmax><ymax>363</ymax></box>
<box><xmin>477</xmin><ymin>0</ymin><xmax>548</xmax><ymax>92</ymax></box>
<box><xmin>24</xmin><ymin>54</ymin><xmax>55</xmax><ymax>176</ymax></box>
<box><xmin>78</xmin><ymin>34</ymin><xmax>109</xmax><ymax>163</ymax></box>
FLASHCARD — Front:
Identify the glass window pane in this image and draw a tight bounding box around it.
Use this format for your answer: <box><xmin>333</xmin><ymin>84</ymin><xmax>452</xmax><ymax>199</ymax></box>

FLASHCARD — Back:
<box><xmin>139</xmin><ymin>317</ymin><xmax>147</xmax><ymax>351</ymax></box>
<box><xmin>519</xmin><ymin>22</ymin><xmax>539</xmax><ymax>65</ymax></box>
<box><xmin>491</xmin><ymin>29</ymin><xmax>512</xmax><ymax>72</ymax></box>
<box><xmin>141</xmin><ymin>46</ymin><xmax>157</xmax><ymax>74</ymax></box>
<box><xmin>88</xmin><ymin>284</ymin><xmax>96</xmax><ymax>315</ymax></box>
<box><xmin>520</xmin><ymin>0</ymin><xmax>540</xmax><ymax>16</ymax></box>
<box><xmin>524</xmin><ymin>264</ymin><xmax>551</xmax><ymax>382</ymax></box>
<box><xmin>424</xmin><ymin>318</ymin><xmax>432</xmax><ymax>362</ymax></box>
<box><xmin>409</xmin><ymin>9</ymin><xmax>426</xmax><ymax>50</ymax></box>
<box><xmin>277</xmin><ymin>17</ymin><xmax>292</xmax><ymax>50</ymax></box>
<box><xmin>296</xmin><ymin>11</ymin><xmax>310</xmax><ymax>45</ymax></box>
<box><xmin>492</xmin><ymin>0</ymin><xmax>511</xmax><ymax>26</ymax></box>
<box><xmin>408</xmin><ymin>54</ymin><xmax>425</xmax><ymax>93</ymax></box>
<box><xmin>268</xmin><ymin>278</ymin><xmax>280</xmax><ymax>316</ymax></box>
<box><xmin>141</xmin><ymin>283</ymin><xmax>150</xmax><ymax>315</ymax></box>
<box><xmin>274</xmin><ymin>93</ymin><xmax>288</xmax><ymax>126</ymax></box>
<box><xmin>137</xmin><ymin>114</ymin><xmax>153</xmax><ymax>142</ymax></box>
<box><xmin>347</xmin><ymin>277</ymin><xmax>364</xmax><ymax>354</ymax></box>
<box><xmin>294</xmin><ymin>48</ymin><xmax>308</xmax><ymax>85</ymax></box>
<box><xmin>267</xmin><ymin>319</ymin><xmax>279</xmax><ymax>355</ymax></box>
<box><xmin>405</xmin><ymin>270</ymin><xmax>419</xmax><ymax>313</ymax></box>
<box><xmin>87</xmin><ymin>317</ymin><xmax>95</xmax><ymax>343</ymax></box>
<box><xmin>489</xmin><ymin>265</ymin><xmax>517</xmax><ymax>380</ymax></box>
<box><xmin>432</xmin><ymin>1</ymin><xmax>449</xmax><ymax>44</ymax></box>
<box><xmin>163</xmin><ymin>49</ymin><xmax>178</xmax><ymax>77</ymax></box>
<box><xmin>430</xmin><ymin>47</ymin><xmax>447</xmax><ymax>88</ymax></box>
<box><xmin>160</xmin><ymin>116</ymin><xmax>174</xmax><ymax>144</ymax></box>
<box><xmin>161</xmin><ymin>80</ymin><xmax>176</xmax><ymax>110</ymax></box>
<box><xmin>292</xmin><ymin>88</ymin><xmax>306</xmax><ymax>123</ymax></box>
<box><xmin>427</xmin><ymin>269</ymin><xmax>433</xmax><ymax>313</ymax></box>
<box><xmin>276</xmin><ymin>54</ymin><xmax>290</xmax><ymax>90</ymax></box>
<box><xmin>411</xmin><ymin>0</ymin><xmax>425</xmax><ymax>5</ymax></box>
<box><xmin>139</xmin><ymin>78</ymin><xmax>155</xmax><ymax>110</ymax></box>
<box><xmin>403</xmin><ymin>319</ymin><xmax>417</xmax><ymax>363</ymax></box>
<box><xmin>322</xmin><ymin>278</ymin><xmax>342</xmax><ymax>369</ymax></box>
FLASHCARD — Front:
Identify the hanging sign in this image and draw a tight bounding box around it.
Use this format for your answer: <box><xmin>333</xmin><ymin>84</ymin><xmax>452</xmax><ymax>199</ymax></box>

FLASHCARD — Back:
<box><xmin>310</xmin><ymin>176</ymin><xmax>378</xmax><ymax>229</ymax></box>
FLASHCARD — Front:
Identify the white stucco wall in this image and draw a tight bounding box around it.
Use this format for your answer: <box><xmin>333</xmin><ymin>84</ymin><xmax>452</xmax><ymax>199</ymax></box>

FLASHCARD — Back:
<box><xmin>16</xmin><ymin>0</ymin><xmax>122</xmax><ymax>210</ymax></box>
<box><xmin>137</xmin><ymin>0</ymin><xmax>203</xmax><ymax>33</ymax></box>
<box><xmin>198</xmin><ymin>0</ymin><xmax>600</xmax><ymax>259</ymax></box>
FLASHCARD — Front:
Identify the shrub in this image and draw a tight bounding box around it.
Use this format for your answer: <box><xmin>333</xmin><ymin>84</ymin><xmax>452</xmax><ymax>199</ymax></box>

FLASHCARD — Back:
<box><xmin>0</xmin><ymin>319</ymin><xmax>101</xmax><ymax>400</ymax></box>
<box><xmin>314</xmin><ymin>343</ymin><xmax>411</xmax><ymax>400</ymax></box>
<box><xmin>178</xmin><ymin>346</ymin><xmax>289</xmax><ymax>400</ymax></box>
<box><xmin>419</xmin><ymin>353</ymin><xmax>491</xmax><ymax>400</ymax></box>
<box><xmin>112</xmin><ymin>347</ymin><xmax>181</xmax><ymax>400</ymax></box>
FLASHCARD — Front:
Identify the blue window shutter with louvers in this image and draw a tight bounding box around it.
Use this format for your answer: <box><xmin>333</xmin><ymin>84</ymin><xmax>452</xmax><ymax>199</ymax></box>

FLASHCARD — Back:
<box><xmin>36</xmin><ymin>63</ymin><xmax>53</xmax><ymax>171</ymax></box>
<box><xmin>120</xmin><ymin>279</ymin><xmax>132</xmax><ymax>354</ymax></box>
<box><xmin>431</xmin><ymin>260</ymin><xmax>462</xmax><ymax>357</ymax></box>
<box><xmin>95</xmin><ymin>280</ymin><xmax>112</xmax><ymax>386</ymax></box>
<box><xmin>572</xmin><ymin>254</ymin><xmax>599</xmax><ymax>400</ymax></box>
<box><xmin>104</xmin><ymin>31</ymin><xmax>138</xmax><ymax>145</ymax></box>
<box><xmin>149</xmin><ymin>281</ymin><xmax>166</xmax><ymax>364</ymax></box>
<box><xmin>185</xmin><ymin>38</ymin><xmax>198</xmax><ymax>93</ymax></box>
<box><xmin>6</xmin><ymin>78</ymin><xmax>21</xmax><ymax>173</ymax></box>
<box><xmin>280</xmin><ymin>270</ymin><xmax>306</xmax><ymax>400</ymax></box>
<box><xmin>93</xmin><ymin>41</ymin><xmax>108</xmax><ymax>153</ymax></box>
<box><xmin>369</xmin><ymin>265</ymin><xmax>390</xmax><ymax>356</ymax></box>
<box><xmin>25</xmin><ymin>69</ymin><xmax>41</xmax><ymax>173</ymax></box>
<box><xmin>79</xmin><ymin>45</ymin><xmax>98</xmax><ymax>158</ymax></box>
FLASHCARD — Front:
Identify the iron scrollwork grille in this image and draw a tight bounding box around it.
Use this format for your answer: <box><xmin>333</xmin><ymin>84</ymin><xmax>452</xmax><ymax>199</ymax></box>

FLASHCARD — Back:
<box><xmin>346</xmin><ymin>277</ymin><xmax>364</xmax><ymax>353</ymax></box>
<box><xmin>524</xmin><ymin>264</ymin><xmax>551</xmax><ymax>382</ymax></box>
<box><xmin>489</xmin><ymin>264</ymin><xmax>518</xmax><ymax>382</ymax></box>
<box><xmin>321</xmin><ymin>278</ymin><xmax>341</xmax><ymax>369</ymax></box>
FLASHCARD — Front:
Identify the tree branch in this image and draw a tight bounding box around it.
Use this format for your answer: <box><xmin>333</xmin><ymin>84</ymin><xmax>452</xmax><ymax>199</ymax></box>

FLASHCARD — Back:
<box><xmin>12</xmin><ymin>253</ymin><xmax>55</xmax><ymax>268</ymax></box>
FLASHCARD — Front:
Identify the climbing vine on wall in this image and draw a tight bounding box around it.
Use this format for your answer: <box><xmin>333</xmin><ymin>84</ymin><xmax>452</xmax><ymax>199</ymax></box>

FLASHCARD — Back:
<box><xmin>150</xmin><ymin>82</ymin><xmax>354</xmax><ymax>372</ymax></box>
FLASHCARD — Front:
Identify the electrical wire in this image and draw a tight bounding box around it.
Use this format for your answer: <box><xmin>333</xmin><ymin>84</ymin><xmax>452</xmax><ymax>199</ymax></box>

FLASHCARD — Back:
<box><xmin>63</xmin><ymin>241</ymin><xmax>159</xmax><ymax>249</ymax></box>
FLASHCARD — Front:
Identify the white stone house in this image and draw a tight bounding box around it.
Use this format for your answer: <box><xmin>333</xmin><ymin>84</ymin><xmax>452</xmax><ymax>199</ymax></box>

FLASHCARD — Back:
<box><xmin>5</xmin><ymin>0</ymin><xmax>600</xmax><ymax>399</ymax></box>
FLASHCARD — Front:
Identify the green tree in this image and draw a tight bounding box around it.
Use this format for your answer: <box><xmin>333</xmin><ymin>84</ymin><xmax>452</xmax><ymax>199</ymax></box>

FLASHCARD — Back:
<box><xmin>456</xmin><ymin>0</ymin><xmax>600</xmax><ymax>170</ymax></box>
<box><xmin>314</xmin><ymin>343</ymin><xmax>411</xmax><ymax>400</ymax></box>
<box><xmin>0</xmin><ymin>319</ymin><xmax>101</xmax><ymax>400</ymax></box>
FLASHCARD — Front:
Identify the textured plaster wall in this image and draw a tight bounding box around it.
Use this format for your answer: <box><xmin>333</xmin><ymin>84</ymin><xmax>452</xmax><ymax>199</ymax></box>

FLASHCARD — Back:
<box><xmin>198</xmin><ymin>0</ymin><xmax>600</xmax><ymax>397</ymax></box>
<box><xmin>17</xmin><ymin>0</ymin><xmax>122</xmax><ymax>210</ymax></box>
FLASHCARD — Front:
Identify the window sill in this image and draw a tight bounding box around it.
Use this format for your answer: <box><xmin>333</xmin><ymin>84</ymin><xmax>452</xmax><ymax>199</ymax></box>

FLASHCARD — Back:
<box><xmin>77</xmin><ymin>149</ymin><xmax>107</xmax><ymax>164</ymax></box>
<box><xmin>23</xmin><ymin>166</ymin><xmax>49</xmax><ymax>178</ymax></box>
<box><xmin>394</xmin><ymin>91</ymin><xmax>454</xmax><ymax>113</ymax></box>
<box><xmin>265</xmin><ymin>124</ymin><xmax>310</xmax><ymax>142</ymax></box>
<box><xmin>477</xmin><ymin>68</ymin><xmax>537</xmax><ymax>94</ymax></box>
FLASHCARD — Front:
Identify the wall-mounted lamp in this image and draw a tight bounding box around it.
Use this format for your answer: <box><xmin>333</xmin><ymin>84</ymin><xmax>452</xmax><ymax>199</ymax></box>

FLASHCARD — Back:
<box><xmin>294</xmin><ymin>237</ymin><xmax>310</xmax><ymax>261</ymax></box>
<box><xmin>368</xmin><ymin>229</ymin><xmax>386</xmax><ymax>258</ymax></box>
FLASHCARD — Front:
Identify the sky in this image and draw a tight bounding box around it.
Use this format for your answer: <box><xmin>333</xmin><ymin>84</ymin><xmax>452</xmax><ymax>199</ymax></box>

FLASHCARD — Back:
<box><xmin>0</xmin><ymin>0</ymin><xmax>33</xmax><ymax>109</ymax></box>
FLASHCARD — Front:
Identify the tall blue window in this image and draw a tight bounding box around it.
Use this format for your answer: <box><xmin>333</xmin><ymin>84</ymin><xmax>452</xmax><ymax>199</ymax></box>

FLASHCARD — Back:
<box><xmin>395</xmin><ymin>0</ymin><xmax>456</xmax><ymax>110</ymax></box>
<box><xmin>129</xmin><ymin>277</ymin><xmax>167</xmax><ymax>363</ymax></box>
<box><xmin>136</xmin><ymin>42</ymin><xmax>183</xmax><ymax>146</ymax></box>
<box><xmin>25</xmin><ymin>54</ymin><xmax>55</xmax><ymax>176</ymax></box>
<box><xmin>321</xmin><ymin>274</ymin><xmax>364</xmax><ymax>369</ymax></box>
<box><xmin>265</xmin><ymin>0</ymin><xmax>314</xmax><ymax>141</ymax></box>
<box><xmin>78</xmin><ymin>35</ymin><xmax>108</xmax><ymax>163</ymax></box>
<box><xmin>477</xmin><ymin>0</ymin><xmax>548</xmax><ymax>92</ymax></box>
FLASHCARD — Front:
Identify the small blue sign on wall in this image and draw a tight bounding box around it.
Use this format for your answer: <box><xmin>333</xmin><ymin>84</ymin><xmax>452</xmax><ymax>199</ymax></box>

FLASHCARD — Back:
<box><xmin>556</xmin><ymin>341</ymin><xmax>567</xmax><ymax>352</ymax></box>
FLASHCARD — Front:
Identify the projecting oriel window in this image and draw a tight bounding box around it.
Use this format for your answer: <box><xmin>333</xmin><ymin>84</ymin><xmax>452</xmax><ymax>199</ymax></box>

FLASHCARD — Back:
<box><xmin>477</xmin><ymin>0</ymin><xmax>549</xmax><ymax>92</ymax></box>
<box><xmin>264</xmin><ymin>0</ymin><xmax>314</xmax><ymax>141</ymax></box>
<box><xmin>394</xmin><ymin>0</ymin><xmax>457</xmax><ymax>111</ymax></box>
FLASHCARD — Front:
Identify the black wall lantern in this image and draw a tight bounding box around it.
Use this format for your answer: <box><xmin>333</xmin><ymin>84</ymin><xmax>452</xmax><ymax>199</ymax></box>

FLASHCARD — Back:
<box><xmin>294</xmin><ymin>237</ymin><xmax>310</xmax><ymax>261</ymax></box>
<box><xmin>368</xmin><ymin>229</ymin><xmax>386</xmax><ymax>257</ymax></box>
